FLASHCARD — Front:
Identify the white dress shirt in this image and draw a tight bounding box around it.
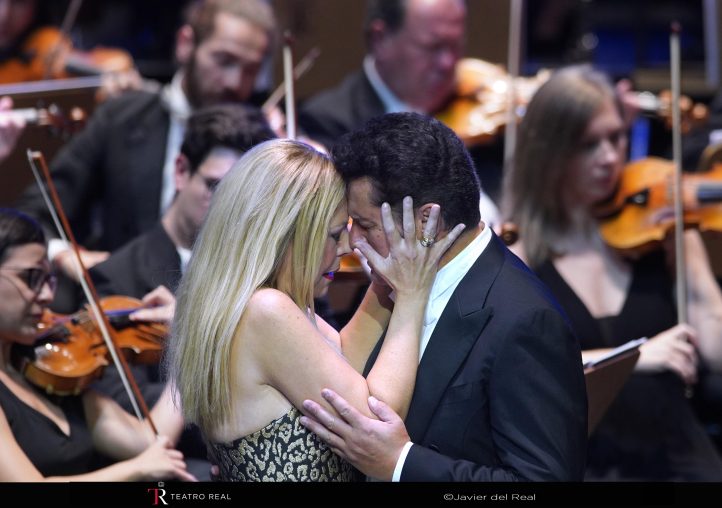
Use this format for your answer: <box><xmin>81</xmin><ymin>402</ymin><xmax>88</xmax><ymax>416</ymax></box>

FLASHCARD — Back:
<box><xmin>159</xmin><ymin>72</ymin><xmax>193</xmax><ymax>214</ymax></box>
<box><xmin>391</xmin><ymin>225</ymin><xmax>492</xmax><ymax>481</ymax></box>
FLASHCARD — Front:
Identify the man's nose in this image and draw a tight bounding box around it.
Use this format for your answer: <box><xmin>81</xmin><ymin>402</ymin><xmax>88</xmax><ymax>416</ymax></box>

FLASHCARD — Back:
<box><xmin>337</xmin><ymin>230</ymin><xmax>352</xmax><ymax>257</ymax></box>
<box><xmin>223</xmin><ymin>67</ymin><xmax>245</xmax><ymax>96</ymax></box>
<box><xmin>349</xmin><ymin>223</ymin><xmax>364</xmax><ymax>248</ymax></box>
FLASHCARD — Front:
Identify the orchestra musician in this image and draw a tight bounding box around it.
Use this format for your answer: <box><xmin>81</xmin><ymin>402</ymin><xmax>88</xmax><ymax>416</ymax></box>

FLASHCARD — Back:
<box><xmin>0</xmin><ymin>208</ymin><xmax>195</xmax><ymax>481</ymax></box>
<box><xmin>15</xmin><ymin>0</ymin><xmax>276</xmax><ymax>286</ymax></box>
<box><xmin>298</xmin><ymin>0</ymin><xmax>500</xmax><ymax>228</ymax></box>
<box><xmin>502</xmin><ymin>65</ymin><xmax>722</xmax><ymax>480</ymax></box>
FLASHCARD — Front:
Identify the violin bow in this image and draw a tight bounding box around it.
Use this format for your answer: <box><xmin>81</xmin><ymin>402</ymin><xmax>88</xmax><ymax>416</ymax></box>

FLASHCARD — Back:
<box><xmin>669</xmin><ymin>23</ymin><xmax>688</xmax><ymax>324</ymax></box>
<box><xmin>261</xmin><ymin>46</ymin><xmax>320</xmax><ymax>116</ymax></box>
<box><xmin>503</xmin><ymin>0</ymin><xmax>524</xmax><ymax>169</ymax></box>
<box><xmin>282</xmin><ymin>31</ymin><xmax>297</xmax><ymax>140</ymax></box>
<box><xmin>26</xmin><ymin>149</ymin><xmax>158</xmax><ymax>434</ymax></box>
<box><xmin>669</xmin><ymin>24</ymin><xmax>696</xmax><ymax>399</ymax></box>
<box><xmin>43</xmin><ymin>0</ymin><xmax>84</xmax><ymax>80</ymax></box>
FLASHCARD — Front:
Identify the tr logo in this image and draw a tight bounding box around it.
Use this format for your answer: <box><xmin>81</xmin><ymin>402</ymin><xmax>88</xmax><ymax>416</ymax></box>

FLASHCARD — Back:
<box><xmin>147</xmin><ymin>484</ymin><xmax>169</xmax><ymax>506</ymax></box>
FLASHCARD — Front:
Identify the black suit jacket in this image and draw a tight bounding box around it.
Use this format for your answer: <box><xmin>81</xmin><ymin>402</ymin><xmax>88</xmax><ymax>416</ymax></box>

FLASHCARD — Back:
<box><xmin>16</xmin><ymin>91</ymin><xmax>170</xmax><ymax>251</ymax></box>
<box><xmin>366</xmin><ymin>234</ymin><xmax>587</xmax><ymax>481</ymax></box>
<box><xmin>298</xmin><ymin>70</ymin><xmax>385</xmax><ymax>149</ymax></box>
<box><xmin>90</xmin><ymin>222</ymin><xmax>181</xmax><ymax>300</ymax></box>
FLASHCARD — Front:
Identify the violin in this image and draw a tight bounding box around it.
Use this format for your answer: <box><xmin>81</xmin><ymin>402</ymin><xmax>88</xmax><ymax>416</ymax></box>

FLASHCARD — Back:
<box><xmin>436</xmin><ymin>58</ymin><xmax>548</xmax><ymax>147</ymax></box>
<box><xmin>11</xmin><ymin>295</ymin><xmax>166</xmax><ymax>396</ymax></box>
<box><xmin>436</xmin><ymin>58</ymin><xmax>709</xmax><ymax>147</ymax></box>
<box><xmin>0</xmin><ymin>26</ymin><xmax>134</xmax><ymax>84</ymax></box>
<box><xmin>596</xmin><ymin>157</ymin><xmax>722</xmax><ymax>256</ymax></box>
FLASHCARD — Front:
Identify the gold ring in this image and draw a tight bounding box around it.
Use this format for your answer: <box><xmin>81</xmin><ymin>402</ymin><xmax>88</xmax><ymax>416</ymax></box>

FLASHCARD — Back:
<box><xmin>420</xmin><ymin>235</ymin><xmax>435</xmax><ymax>247</ymax></box>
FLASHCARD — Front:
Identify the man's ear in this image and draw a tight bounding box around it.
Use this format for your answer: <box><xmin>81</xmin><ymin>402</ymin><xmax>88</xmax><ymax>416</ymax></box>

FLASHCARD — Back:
<box><xmin>367</xmin><ymin>19</ymin><xmax>391</xmax><ymax>54</ymax></box>
<box><xmin>416</xmin><ymin>203</ymin><xmax>443</xmax><ymax>238</ymax></box>
<box><xmin>174</xmin><ymin>153</ymin><xmax>192</xmax><ymax>193</ymax></box>
<box><xmin>175</xmin><ymin>24</ymin><xmax>195</xmax><ymax>65</ymax></box>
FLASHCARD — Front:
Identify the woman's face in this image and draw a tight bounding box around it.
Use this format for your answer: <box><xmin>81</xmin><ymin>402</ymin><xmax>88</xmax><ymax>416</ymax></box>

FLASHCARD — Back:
<box><xmin>565</xmin><ymin>96</ymin><xmax>627</xmax><ymax>208</ymax></box>
<box><xmin>0</xmin><ymin>243</ymin><xmax>54</xmax><ymax>344</ymax></box>
<box><xmin>314</xmin><ymin>202</ymin><xmax>351</xmax><ymax>298</ymax></box>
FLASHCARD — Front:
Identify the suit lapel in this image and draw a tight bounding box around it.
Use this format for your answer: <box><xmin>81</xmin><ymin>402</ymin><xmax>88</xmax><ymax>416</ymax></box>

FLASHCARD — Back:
<box><xmin>127</xmin><ymin>101</ymin><xmax>170</xmax><ymax>233</ymax></box>
<box><xmin>404</xmin><ymin>235</ymin><xmax>507</xmax><ymax>442</ymax></box>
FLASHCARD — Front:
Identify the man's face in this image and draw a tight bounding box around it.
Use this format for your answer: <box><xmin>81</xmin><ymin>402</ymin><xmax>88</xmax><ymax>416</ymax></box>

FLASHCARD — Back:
<box><xmin>184</xmin><ymin>12</ymin><xmax>269</xmax><ymax>107</ymax></box>
<box><xmin>374</xmin><ymin>0</ymin><xmax>465</xmax><ymax>113</ymax></box>
<box><xmin>175</xmin><ymin>147</ymin><xmax>241</xmax><ymax>236</ymax></box>
<box><xmin>347</xmin><ymin>177</ymin><xmax>403</xmax><ymax>285</ymax></box>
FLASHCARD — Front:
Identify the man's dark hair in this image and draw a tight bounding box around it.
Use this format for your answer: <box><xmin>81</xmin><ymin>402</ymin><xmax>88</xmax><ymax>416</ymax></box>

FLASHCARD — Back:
<box><xmin>180</xmin><ymin>103</ymin><xmax>276</xmax><ymax>173</ymax></box>
<box><xmin>0</xmin><ymin>208</ymin><xmax>45</xmax><ymax>265</ymax></box>
<box><xmin>332</xmin><ymin>112</ymin><xmax>481</xmax><ymax>229</ymax></box>
<box><xmin>364</xmin><ymin>0</ymin><xmax>407</xmax><ymax>34</ymax></box>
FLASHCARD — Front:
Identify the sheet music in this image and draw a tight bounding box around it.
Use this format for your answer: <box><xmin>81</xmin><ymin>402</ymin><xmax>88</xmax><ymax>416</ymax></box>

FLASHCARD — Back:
<box><xmin>583</xmin><ymin>337</ymin><xmax>648</xmax><ymax>370</ymax></box>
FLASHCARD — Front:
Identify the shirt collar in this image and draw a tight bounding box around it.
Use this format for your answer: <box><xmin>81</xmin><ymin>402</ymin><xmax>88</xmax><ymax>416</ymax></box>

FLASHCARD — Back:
<box><xmin>428</xmin><ymin>225</ymin><xmax>492</xmax><ymax>308</ymax></box>
<box><xmin>363</xmin><ymin>55</ymin><xmax>420</xmax><ymax>114</ymax></box>
<box><xmin>161</xmin><ymin>71</ymin><xmax>193</xmax><ymax>121</ymax></box>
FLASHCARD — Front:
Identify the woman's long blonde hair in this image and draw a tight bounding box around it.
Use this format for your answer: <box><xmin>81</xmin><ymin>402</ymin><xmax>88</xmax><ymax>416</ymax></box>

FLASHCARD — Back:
<box><xmin>166</xmin><ymin>139</ymin><xmax>345</xmax><ymax>432</ymax></box>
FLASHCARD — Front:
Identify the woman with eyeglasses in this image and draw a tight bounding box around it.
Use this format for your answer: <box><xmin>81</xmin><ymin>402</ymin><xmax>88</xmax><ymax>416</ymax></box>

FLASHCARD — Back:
<box><xmin>503</xmin><ymin>65</ymin><xmax>722</xmax><ymax>480</ymax></box>
<box><xmin>0</xmin><ymin>208</ymin><xmax>196</xmax><ymax>481</ymax></box>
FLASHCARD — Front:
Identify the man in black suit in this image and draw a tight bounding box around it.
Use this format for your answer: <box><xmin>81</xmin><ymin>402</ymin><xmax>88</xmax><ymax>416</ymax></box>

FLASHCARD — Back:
<box><xmin>300</xmin><ymin>113</ymin><xmax>587</xmax><ymax>481</ymax></box>
<box><xmin>300</xmin><ymin>0</ymin><xmax>463</xmax><ymax>149</ymax></box>
<box><xmin>16</xmin><ymin>0</ymin><xmax>276</xmax><ymax>279</ymax></box>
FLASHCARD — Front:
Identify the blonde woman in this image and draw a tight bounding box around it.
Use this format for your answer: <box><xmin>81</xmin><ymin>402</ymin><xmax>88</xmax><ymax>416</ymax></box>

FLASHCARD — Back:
<box><xmin>168</xmin><ymin>139</ymin><xmax>463</xmax><ymax>481</ymax></box>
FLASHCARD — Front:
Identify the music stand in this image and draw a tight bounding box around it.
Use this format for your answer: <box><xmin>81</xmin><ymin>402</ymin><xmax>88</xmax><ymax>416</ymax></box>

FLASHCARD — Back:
<box><xmin>583</xmin><ymin>341</ymin><xmax>643</xmax><ymax>436</ymax></box>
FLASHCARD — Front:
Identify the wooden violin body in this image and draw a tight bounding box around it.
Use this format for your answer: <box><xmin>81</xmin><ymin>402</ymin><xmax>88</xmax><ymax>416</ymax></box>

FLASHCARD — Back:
<box><xmin>435</xmin><ymin>58</ymin><xmax>548</xmax><ymax>147</ymax></box>
<box><xmin>436</xmin><ymin>59</ymin><xmax>709</xmax><ymax>147</ymax></box>
<box><xmin>0</xmin><ymin>26</ymin><xmax>134</xmax><ymax>84</ymax></box>
<box><xmin>12</xmin><ymin>295</ymin><xmax>166</xmax><ymax>396</ymax></box>
<box><xmin>597</xmin><ymin>157</ymin><xmax>722</xmax><ymax>255</ymax></box>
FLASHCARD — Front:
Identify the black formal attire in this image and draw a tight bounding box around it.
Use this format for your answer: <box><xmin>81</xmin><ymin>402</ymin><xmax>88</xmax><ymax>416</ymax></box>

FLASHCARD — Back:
<box><xmin>0</xmin><ymin>379</ymin><xmax>95</xmax><ymax>476</ymax></box>
<box><xmin>536</xmin><ymin>251</ymin><xmax>722</xmax><ymax>481</ymax></box>
<box><xmin>299</xmin><ymin>70</ymin><xmax>384</xmax><ymax>151</ymax></box>
<box><xmin>16</xmin><ymin>90</ymin><xmax>170</xmax><ymax>251</ymax></box>
<box><xmin>366</xmin><ymin>234</ymin><xmax>588</xmax><ymax>481</ymax></box>
<box><xmin>91</xmin><ymin>222</ymin><xmax>181</xmax><ymax>300</ymax></box>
